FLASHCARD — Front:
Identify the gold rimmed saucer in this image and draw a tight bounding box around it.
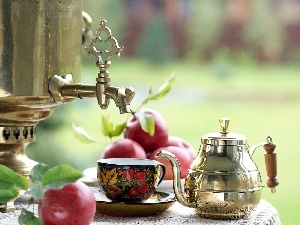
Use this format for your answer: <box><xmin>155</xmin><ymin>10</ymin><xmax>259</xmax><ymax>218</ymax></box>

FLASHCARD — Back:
<box><xmin>80</xmin><ymin>167</ymin><xmax>98</xmax><ymax>187</ymax></box>
<box><xmin>93</xmin><ymin>188</ymin><xmax>176</xmax><ymax>217</ymax></box>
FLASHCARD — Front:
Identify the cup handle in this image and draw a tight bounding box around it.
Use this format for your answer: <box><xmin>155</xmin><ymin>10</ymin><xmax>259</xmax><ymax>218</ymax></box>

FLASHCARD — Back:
<box><xmin>157</xmin><ymin>163</ymin><xmax>166</xmax><ymax>185</ymax></box>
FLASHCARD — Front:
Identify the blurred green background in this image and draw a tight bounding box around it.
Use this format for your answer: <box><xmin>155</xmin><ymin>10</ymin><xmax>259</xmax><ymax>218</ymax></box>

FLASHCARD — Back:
<box><xmin>27</xmin><ymin>1</ymin><xmax>300</xmax><ymax>224</ymax></box>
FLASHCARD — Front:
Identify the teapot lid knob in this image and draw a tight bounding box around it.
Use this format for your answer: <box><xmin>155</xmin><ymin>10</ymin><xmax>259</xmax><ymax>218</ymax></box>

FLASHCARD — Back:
<box><xmin>201</xmin><ymin>117</ymin><xmax>246</xmax><ymax>145</ymax></box>
<box><xmin>219</xmin><ymin>117</ymin><xmax>230</xmax><ymax>134</ymax></box>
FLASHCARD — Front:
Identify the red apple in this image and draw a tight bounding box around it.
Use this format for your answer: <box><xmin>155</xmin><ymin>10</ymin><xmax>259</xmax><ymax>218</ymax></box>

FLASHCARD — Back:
<box><xmin>38</xmin><ymin>181</ymin><xmax>96</xmax><ymax>225</ymax></box>
<box><xmin>124</xmin><ymin>108</ymin><xmax>168</xmax><ymax>153</ymax></box>
<box><xmin>101</xmin><ymin>138</ymin><xmax>147</xmax><ymax>159</ymax></box>
<box><xmin>164</xmin><ymin>136</ymin><xmax>196</xmax><ymax>160</ymax></box>
<box><xmin>149</xmin><ymin>146</ymin><xmax>193</xmax><ymax>180</ymax></box>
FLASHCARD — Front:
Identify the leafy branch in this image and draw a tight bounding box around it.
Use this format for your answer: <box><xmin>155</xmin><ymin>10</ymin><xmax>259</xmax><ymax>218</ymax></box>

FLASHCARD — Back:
<box><xmin>136</xmin><ymin>72</ymin><xmax>176</xmax><ymax>112</ymax></box>
<box><xmin>73</xmin><ymin>72</ymin><xmax>176</xmax><ymax>143</ymax></box>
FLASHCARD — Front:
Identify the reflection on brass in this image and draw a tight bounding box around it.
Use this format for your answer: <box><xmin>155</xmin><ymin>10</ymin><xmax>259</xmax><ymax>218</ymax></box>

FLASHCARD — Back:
<box><xmin>156</xmin><ymin>118</ymin><xmax>279</xmax><ymax>219</ymax></box>
<box><xmin>0</xmin><ymin>0</ymin><xmax>135</xmax><ymax>182</ymax></box>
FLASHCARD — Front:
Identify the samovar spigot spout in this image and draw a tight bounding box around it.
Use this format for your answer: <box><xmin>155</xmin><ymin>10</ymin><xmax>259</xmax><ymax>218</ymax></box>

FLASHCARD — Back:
<box><xmin>102</xmin><ymin>86</ymin><xmax>135</xmax><ymax>114</ymax></box>
<box><xmin>95</xmin><ymin>58</ymin><xmax>134</xmax><ymax>113</ymax></box>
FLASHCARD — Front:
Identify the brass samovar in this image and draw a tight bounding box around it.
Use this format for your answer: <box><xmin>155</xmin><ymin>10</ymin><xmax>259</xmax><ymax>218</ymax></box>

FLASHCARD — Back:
<box><xmin>0</xmin><ymin>0</ymin><xmax>134</xmax><ymax>182</ymax></box>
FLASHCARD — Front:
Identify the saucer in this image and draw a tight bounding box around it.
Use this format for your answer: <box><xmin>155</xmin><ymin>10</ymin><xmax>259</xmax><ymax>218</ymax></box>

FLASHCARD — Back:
<box><xmin>156</xmin><ymin>179</ymin><xmax>185</xmax><ymax>193</ymax></box>
<box><xmin>92</xmin><ymin>188</ymin><xmax>176</xmax><ymax>217</ymax></box>
<box><xmin>83</xmin><ymin>167</ymin><xmax>97</xmax><ymax>178</ymax></box>
<box><xmin>80</xmin><ymin>167</ymin><xmax>98</xmax><ymax>187</ymax></box>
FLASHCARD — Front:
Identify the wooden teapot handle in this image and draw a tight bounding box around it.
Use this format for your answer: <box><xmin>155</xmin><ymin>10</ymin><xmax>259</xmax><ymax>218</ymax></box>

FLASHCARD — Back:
<box><xmin>263</xmin><ymin>136</ymin><xmax>279</xmax><ymax>191</ymax></box>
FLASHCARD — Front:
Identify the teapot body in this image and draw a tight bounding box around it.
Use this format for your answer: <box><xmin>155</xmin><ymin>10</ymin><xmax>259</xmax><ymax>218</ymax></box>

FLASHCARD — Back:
<box><xmin>185</xmin><ymin>142</ymin><xmax>262</xmax><ymax>219</ymax></box>
<box><xmin>156</xmin><ymin>118</ymin><xmax>279</xmax><ymax>220</ymax></box>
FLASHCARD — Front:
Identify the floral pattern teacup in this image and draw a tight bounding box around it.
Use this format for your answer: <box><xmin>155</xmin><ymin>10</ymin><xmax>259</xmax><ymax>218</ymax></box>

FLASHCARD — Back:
<box><xmin>97</xmin><ymin>158</ymin><xmax>166</xmax><ymax>202</ymax></box>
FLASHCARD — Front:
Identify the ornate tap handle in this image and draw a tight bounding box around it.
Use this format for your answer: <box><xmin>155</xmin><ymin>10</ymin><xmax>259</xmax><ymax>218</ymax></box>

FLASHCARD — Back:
<box><xmin>83</xmin><ymin>19</ymin><xmax>135</xmax><ymax>114</ymax></box>
<box><xmin>85</xmin><ymin>19</ymin><xmax>124</xmax><ymax>65</ymax></box>
<box><xmin>263</xmin><ymin>136</ymin><xmax>279</xmax><ymax>193</ymax></box>
<box><xmin>48</xmin><ymin>19</ymin><xmax>134</xmax><ymax>114</ymax></box>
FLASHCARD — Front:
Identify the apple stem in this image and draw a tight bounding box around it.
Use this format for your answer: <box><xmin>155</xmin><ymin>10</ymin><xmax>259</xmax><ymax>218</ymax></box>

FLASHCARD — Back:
<box><xmin>27</xmin><ymin>197</ymin><xmax>42</xmax><ymax>205</ymax></box>
<box><xmin>130</xmin><ymin>109</ymin><xmax>136</xmax><ymax>118</ymax></box>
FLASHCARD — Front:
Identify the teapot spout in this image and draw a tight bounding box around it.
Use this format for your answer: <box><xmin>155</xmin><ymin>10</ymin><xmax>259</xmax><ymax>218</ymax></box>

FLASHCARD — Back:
<box><xmin>156</xmin><ymin>150</ymin><xmax>196</xmax><ymax>208</ymax></box>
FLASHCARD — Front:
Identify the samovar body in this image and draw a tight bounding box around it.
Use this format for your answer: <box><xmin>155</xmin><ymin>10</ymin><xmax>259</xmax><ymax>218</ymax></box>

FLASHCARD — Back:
<box><xmin>0</xmin><ymin>0</ymin><xmax>82</xmax><ymax>124</ymax></box>
<box><xmin>0</xmin><ymin>0</ymin><xmax>83</xmax><ymax>175</ymax></box>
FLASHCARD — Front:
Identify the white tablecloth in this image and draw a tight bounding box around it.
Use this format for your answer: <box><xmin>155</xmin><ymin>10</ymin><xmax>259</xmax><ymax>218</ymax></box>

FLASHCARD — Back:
<box><xmin>0</xmin><ymin>199</ymin><xmax>280</xmax><ymax>225</ymax></box>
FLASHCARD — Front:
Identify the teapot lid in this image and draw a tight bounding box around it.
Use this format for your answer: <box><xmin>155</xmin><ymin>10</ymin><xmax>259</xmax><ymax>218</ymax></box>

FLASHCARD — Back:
<box><xmin>201</xmin><ymin>118</ymin><xmax>247</xmax><ymax>145</ymax></box>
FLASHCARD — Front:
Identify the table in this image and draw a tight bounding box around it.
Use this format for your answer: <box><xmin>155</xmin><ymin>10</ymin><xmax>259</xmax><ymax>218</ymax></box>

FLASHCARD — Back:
<box><xmin>0</xmin><ymin>199</ymin><xmax>280</xmax><ymax>225</ymax></box>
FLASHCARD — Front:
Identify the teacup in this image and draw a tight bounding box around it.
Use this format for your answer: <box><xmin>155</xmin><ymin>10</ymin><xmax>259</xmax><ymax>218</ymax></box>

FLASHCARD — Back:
<box><xmin>97</xmin><ymin>158</ymin><xmax>166</xmax><ymax>202</ymax></box>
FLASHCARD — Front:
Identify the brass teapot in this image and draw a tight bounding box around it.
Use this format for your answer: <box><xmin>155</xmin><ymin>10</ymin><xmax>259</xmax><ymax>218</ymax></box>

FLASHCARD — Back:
<box><xmin>156</xmin><ymin>118</ymin><xmax>278</xmax><ymax>220</ymax></box>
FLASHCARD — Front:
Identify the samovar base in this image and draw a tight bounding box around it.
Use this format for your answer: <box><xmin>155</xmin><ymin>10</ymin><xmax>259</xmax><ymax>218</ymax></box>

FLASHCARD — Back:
<box><xmin>0</xmin><ymin>142</ymin><xmax>38</xmax><ymax>177</ymax></box>
<box><xmin>0</xmin><ymin>96</ymin><xmax>64</xmax><ymax>177</ymax></box>
<box><xmin>0</xmin><ymin>142</ymin><xmax>38</xmax><ymax>213</ymax></box>
<box><xmin>0</xmin><ymin>123</ymin><xmax>40</xmax><ymax>177</ymax></box>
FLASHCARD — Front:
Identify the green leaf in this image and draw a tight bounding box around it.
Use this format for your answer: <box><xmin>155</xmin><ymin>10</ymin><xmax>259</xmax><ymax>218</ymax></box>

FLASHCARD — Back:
<box><xmin>26</xmin><ymin>219</ymin><xmax>43</xmax><ymax>225</ymax></box>
<box><xmin>17</xmin><ymin>174</ymin><xmax>29</xmax><ymax>190</ymax></box>
<box><xmin>0</xmin><ymin>165</ymin><xmax>28</xmax><ymax>190</ymax></box>
<box><xmin>72</xmin><ymin>123</ymin><xmax>96</xmax><ymax>143</ymax></box>
<box><xmin>0</xmin><ymin>188</ymin><xmax>19</xmax><ymax>203</ymax></box>
<box><xmin>111</xmin><ymin>122</ymin><xmax>126</xmax><ymax>137</ymax></box>
<box><xmin>140</xmin><ymin>85</ymin><xmax>153</xmax><ymax>107</ymax></box>
<box><xmin>42</xmin><ymin>164</ymin><xmax>82</xmax><ymax>190</ymax></box>
<box><xmin>149</xmin><ymin>72</ymin><xmax>176</xmax><ymax>100</ymax></box>
<box><xmin>138</xmin><ymin>110</ymin><xmax>155</xmax><ymax>136</ymax></box>
<box><xmin>101</xmin><ymin>115</ymin><xmax>126</xmax><ymax>138</ymax></box>
<box><xmin>25</xmin><ymin>183</ymin><xmax>43</xmax><ymax>200</ymax></box>
<box><xmin>147</xmin><ymin>84</ymin><xmax>153</xmax><ymax>96</ymax></box>
<box><xmin>29</xmin><ymin>163</ymin><xmax>50</xmax><ymax>184</ymax></box>
<box><xmin>19</xmin><ymin>208</ymin><xmax>43</xmax><ymax>225</ymax></box>
<box><xmin>101</xmin><ymin>115</ymin><xmax>114</xmax><ymax>137</ymax></box>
